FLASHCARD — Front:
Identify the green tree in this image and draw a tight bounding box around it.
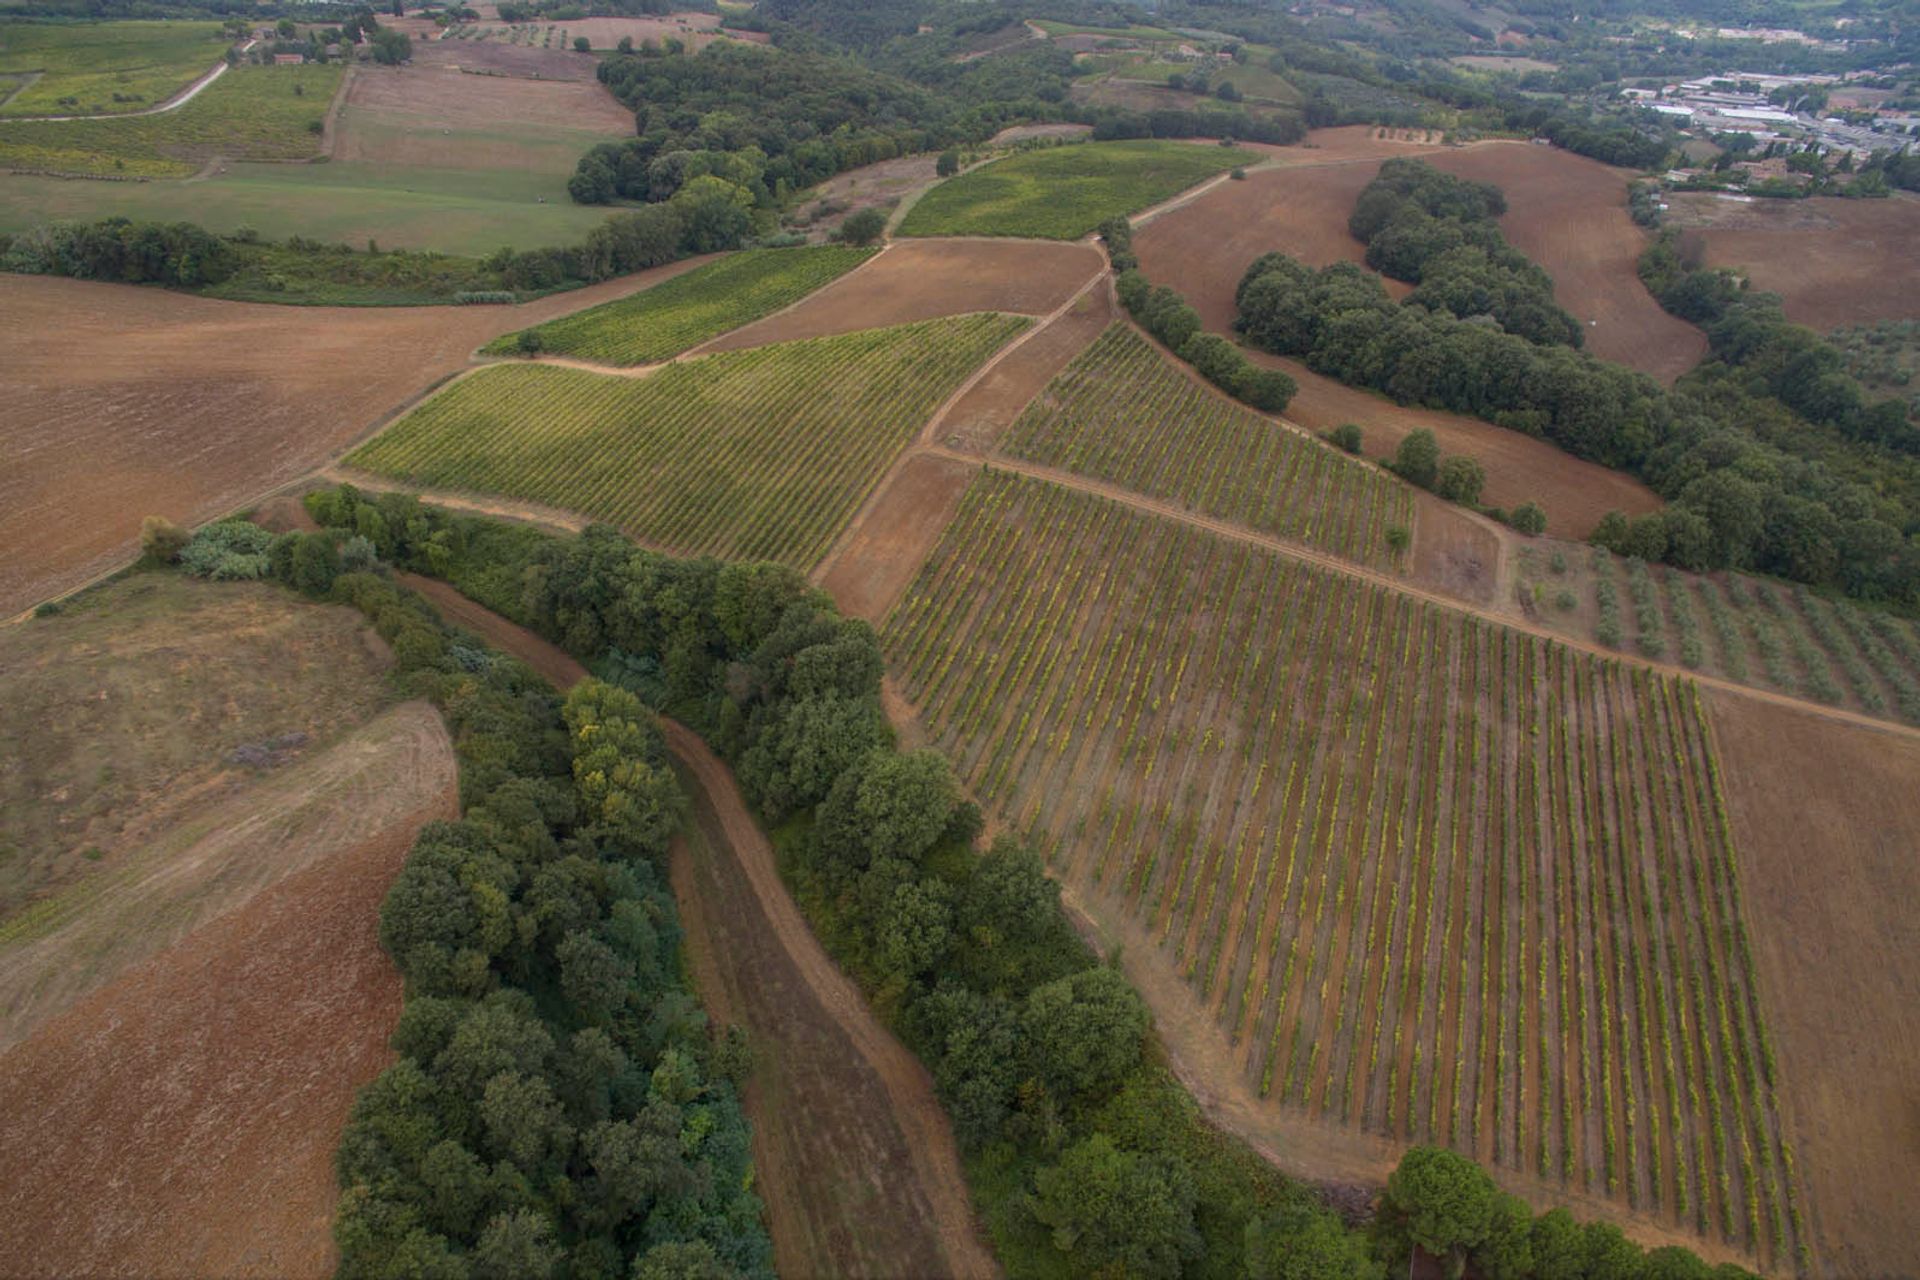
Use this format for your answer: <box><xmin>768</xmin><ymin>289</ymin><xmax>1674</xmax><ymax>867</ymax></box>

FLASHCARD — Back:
<box><xmin>574</xmin><ymin>35</ymin><xmax>590</xmax><ymax>51</ymax></box>
<box><xmin>633</xmin><ymin>1240</ymin><xmax>741</xmax><ymax>1280</ymax></box>
<box><xmin>1381</xmin><ymin>1146</ymin><xmax>1498</xmax><ymax>1277</ymax></box>
<box><xmin>876</xmin><ymin>877</ymin><xmax>953</xmax><ymax>979</ymax></box>
<box><xmin>1394</xmin><ymin>428</ymin><xmax>1441</xmax><ymax>489</ymax></box>
<box><xmin>1328</xmin><ymin>423</ymin><xmax>1363</xmax><ymax>454</ymax></box>
<box><xmin>1435</xmin><ymin>455</ymin><xmax>1486</xmax><ymax>505</ymax></box>
<box><xmin>1470</xmin><ymin>1193</ymin><xmax>1535</xmax><ymax>1280</ymax></box>
<box><xmin>1528</xmin><ymin>1207</ymin><xmax>1585</xmax><ymax>1280</ymax></box>
<box><xmin>1510</xmin><ymin>501</ymin><xmax>1547</xmax><ymax>535</ymax></box>
<box><xmin>1022</xmin><ymin>966</ymin><xmax>1149</xmax><ymax>1102</ymax></box>
<box><xmin>1245</xmin><ymin>1203</ymin><xmax>1383</xmax><ymax>1280</ymax></box>
<box><xmin>471</xmin><ymin>1208</ymin><xmax>562</xmax><ymax>1280</ymax></box>
<box><xmin>837</xmin><ymin>207</ymin><xmax>887</xmax><ymax>246</ymax></box>
<box><xmin>370</xmin><ymin>28</ymin><xmax>412</xmax><ymax>65</ymax></box>
<box><xmin>936</xmin><ymin>149</ymin><xmax>960</xmax><ymax>178</ymax></box>
<box><xmin>1031</xmin><ymin>1135</ymin><xmax>1201</xmax><ymax>1280</ymax></box>
<box><xmin>1581</xmin><ymin>1221</ymin><xmax>1646</xmax><ymax>1280</ymax></box>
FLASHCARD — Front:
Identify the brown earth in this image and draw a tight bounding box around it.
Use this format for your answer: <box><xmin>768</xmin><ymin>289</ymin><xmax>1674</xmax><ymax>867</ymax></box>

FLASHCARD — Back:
<box><xmin>331</xmin><ymin>61</ymin><xmax>633</xmax><ymax>170</ymax></box>
<box><xmin>1423</xmin><ymin>144</ymin><xmax>1707</xmax><ymax>384</ymax></box>
<box><xmin>929</xmin><ymin>281</ymin><xmax>1115</xmax><ymax>453</ymax></box>
<box><xmin>698</xmin><ymin>239</ymin><xmax>1105</xmax><ymax>352</ymax></box>
<box><xmin>0</xmin><ymin>257</ymin><xmax>715</xmax><ymax>618</ymax></box>
<box><xmin>1408</xmin><ymin>494</ymin><xmax>1503</xmax><ymax>606</ymax></box>
<box><xmin>0</xmin><ymin>703</ymin><xmax>456</xmax><ymax>1279</ymax></box>
<box><xmin>394</xmin><ymin>573</ymin><xmax>998</xmax><ymax>1278</ymax></box>
<box><xmin>410</xmin><ymin>36</ymin><xmax>601</xmax><ymax>81</ymax></box>
<box><xmin>1705</xmin><ymin>690</ymin><xmax>1920</xmax><ymax>1280</ymax></box>
<box><xmin>815</xmin><ymin>451</ymin><xmax>980</xmax><ymax>623</ymax></box>
<box><xmin>1664</xmin><ymin>191</ymin><xmax>1920</xmax><ymax>330</ymax></box>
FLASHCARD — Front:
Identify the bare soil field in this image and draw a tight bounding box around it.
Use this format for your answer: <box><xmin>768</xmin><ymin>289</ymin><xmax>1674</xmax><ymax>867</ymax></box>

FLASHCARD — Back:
<box><xmin>816</xmin><ymin>451</ymin><xmax>980</xmax><ymax>623</ymax></box>
<box><xmin>1706</xmin><ymin>691</ymin><xmax>1920</xmax><ymax>1279</ymax></box>
<box><xmin>698</xmin><ymin>238</ymin><xmax>1103</xmax><ymax>352</ymax></box>
<box><xmin>1256</xmin><ymin>351</ymin><xmax>1662</xmax><ymax>538</ymax></box>
<box><xmin>331</xmin><ymin>61</ymin><xmax>633</xmax><ymax>172</ymax></box>
<box><xmin>0</xmin><ymin>720</ymin><xmax>455</xmax><ymax>1278</ymax></box>
<box><xmin>0</xmin><ymin>261</ymin><xmax>713</xmax><ymax>618</ymax></box>
<box><xmin>396</xmin><ymin>573</ymin><xmax>996</xmax><ymax>1278</ymax></box>
<box><xmin>1664</xmin><ymin>191</ymin><xmax>1920</xmax><ymax>330</ymax></box>
<box><xmin>1408</xmin><ymin>495</ymin><xmax>1502</xmax><ymax>605</ymax></box>
<box><xmin>1424</xmin><ymin>145</ymin><xmax>1707</xmax><ymax>383</ymax></box>
<box><xmin>411</xmin><ymin>37</ymin><xmax>599</xmax><ymax>81</ymax></box>
<box><xmin>557</xmin><ymin>13</ymin><xmax>724</xmax><ymax>48</ymax></box>
<box><xmin>930</xmin><ymin>282</ymin><xmax>1114</xmax><ymax>452</ymax></box>
<box><xmin>0</xmin><ymin>573</ymin><xmax>395</xmax><ymax>922</ymax></box>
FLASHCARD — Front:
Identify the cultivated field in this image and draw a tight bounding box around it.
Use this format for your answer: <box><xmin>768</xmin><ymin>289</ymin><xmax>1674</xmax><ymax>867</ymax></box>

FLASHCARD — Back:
<box><xmin>886</xmin><ymin>471</ymin><xmax>1807</xmax><ymax>1270</ymax></box>
<box><xmin>0</xmin><ymin>264</ymin><xmax>712</xmax><ymax>617</ymax></box>
<box><xmin>898</xmin><ymin>139</ymin><xmax>1255</xmax><ymax>240</ymax></box>
<box><xmin>351</xmin><ymin>314</ymin><xmax>1030</xmax><ymax>568</ymax></box>
<box><xmin>0</xmin><ymin>20</ymin><xmax>230</xmax><ymax>118</ymax></box>
<box><xmin>0</xmin><ymin>576</ymin><xmax>456</xmax><ymax>1277</ymax></box>
<box><xmin>701</xmin><ymin>239</ymin><xmax>1102</xmax><ymax>352</ymax></box>
<box><xmin>491</xmin><ymin>246</ymin><xmax>876</xmax><ymax>365</ymax></box>
<box><xmin>1424</xmin><ymin>145</ymin><xmax>1707</xmax><ymax>383</ymax></box>
<box><xmin>998</xmin><ymin>324</ymin><xmax>1414</xmax><ymax>570</ymax></box>
<box><xmin>1664</xmin><ymin>191</ymin><xmax>1920</xmax><ymax>331</ymax></box>
<box><xmin>1708</xmin><ymin>693</ymin><xmax>1920</xmax><ymax>1279</ymax></box>
<box><xmin>0</xmin><ymin>62</ymin><xmax>339</xmax><ymax>177</ymax></box>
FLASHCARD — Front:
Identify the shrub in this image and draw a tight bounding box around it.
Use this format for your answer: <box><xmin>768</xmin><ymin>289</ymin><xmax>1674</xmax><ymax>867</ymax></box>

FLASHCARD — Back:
<box><xmin>179</xmin><ymin>520</ymin><xmax>275</xmax><ymax>581</ymax></box>
<box><xmin>936</xmin><ymin>149</ymin><xmax>960</xmax><ymax>178</ymax></box>
<box><xmin>1510</xmin><ymin>501</ymin><xmax>1548</xmax><ymax>536</ymax></box>
<box><xmin>572</xmin><ymin>35</ymin><xmax>589</xmax><ymax>51</ymax></box>
<box><xmin>1392</xmin><ymin>429</ymin><xmax>1440</xmax><ymax>489</ymax></box>
<box><xmin>1435</xmin><ymin>455</ymin><xmax>1485</xmax><ymax>506</ymax></box>
<box><xmin>835</xmin><ymin>208</ymin><xmax>887</xmax><ymax>247</ymax></box>
<box><xmin>516</xmin><ymin>328</ymin><xmax>545</xmax><ymax>356</ymax></box>
<box><xmin>1328</xmin><ymin>423</ymin><xmax>1363</xmax><ymax>454</ymax></box>
<box><xmin>140</xmin><ymin>515</ymin><xmax>191</xmax><ymax>564</ymax></box>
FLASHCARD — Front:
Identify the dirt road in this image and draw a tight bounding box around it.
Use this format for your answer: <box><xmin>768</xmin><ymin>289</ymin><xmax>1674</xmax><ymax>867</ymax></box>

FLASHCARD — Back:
<box><xmin>395</xmin><ymin>574</ymin><xmax>997</xmax><ymax>1279</ymax></box>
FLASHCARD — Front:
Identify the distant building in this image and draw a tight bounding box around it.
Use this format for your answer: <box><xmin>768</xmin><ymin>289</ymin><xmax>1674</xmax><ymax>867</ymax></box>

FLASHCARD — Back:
<box><xmin>272</xmin><ymin>52</ymin><xmax>305</xmax><ymax>65</ymax></box>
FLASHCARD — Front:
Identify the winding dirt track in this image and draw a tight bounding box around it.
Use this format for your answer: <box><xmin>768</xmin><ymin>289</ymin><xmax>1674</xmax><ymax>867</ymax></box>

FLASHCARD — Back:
<box><xmin>396</xmin><ymin>574</ymin><xmax>997</xmax><ymax>1279</ymax></box>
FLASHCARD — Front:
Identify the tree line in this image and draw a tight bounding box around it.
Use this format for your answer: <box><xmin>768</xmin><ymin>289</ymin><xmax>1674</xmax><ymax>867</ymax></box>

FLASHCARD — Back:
<box><xmin>286</xmin><ymin>485</ymin><xmax>1761</xmax><ymax>1280</ymax></box>
<box><xmin>159</xmin><ymin>513</ymin><xmax>771</xmax><ymax>1279</ymax></box>
<box><xmin>1349</xmin><ymin>158</ymin><xmax>1585</xmax><ymax>349</ymax></box>
<box><xmin>1234</xmin><ymin>249</ymin><xmax>1920</xmax><ymax>605</ymax></box>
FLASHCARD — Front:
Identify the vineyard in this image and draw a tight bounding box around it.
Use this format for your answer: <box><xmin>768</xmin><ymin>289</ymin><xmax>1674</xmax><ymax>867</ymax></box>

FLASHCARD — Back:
<box><xmin>351</xmin><ymin>313</ymin><xmax>1028</xmax><ymax>569</ymax></box>
<box><xmin>998</xmin><ymin>324</ymin><xmax>1413</xmax><ymax>570</ymax></box>
<box><xmin>896</xmin><ymin>139</ymin><xmax>1254</xmax><ymax>240</ymax></box>
<box><xmin>482</xmin><ymin>247</ymin><xmax>875</xmax><ymax>366</ymax></box>
<box><xmin>884</xmin><ymin>471</ymin><xmax>1807</xmax><ymax>1269</ymax></box>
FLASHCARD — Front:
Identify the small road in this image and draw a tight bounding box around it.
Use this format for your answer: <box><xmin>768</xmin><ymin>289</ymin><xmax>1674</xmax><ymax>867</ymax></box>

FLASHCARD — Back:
<box><xmin>4</xmin><ymin>41</ymin><xmax>255</xmax><ymax>123</ymax></box>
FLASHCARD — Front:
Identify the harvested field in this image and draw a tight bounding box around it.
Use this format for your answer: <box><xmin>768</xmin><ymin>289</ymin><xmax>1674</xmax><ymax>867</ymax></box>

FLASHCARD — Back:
<box><xmin>331</xmin><ymin>62</ymin><xmax>633</xmax><ymax>174</ymax></box>
<box><xmin>702</xmin><ymin>239</ymin><xmax>1102</xmax><ymax>352</ymax></box>
<box><xmin>1256</xmin><ymin>353</ymin><xmax>1662</xmax><ymax>539</ymax></box>
<box><xmin>1664</xmin><ymin>191</ymin><xmax>1920</xmax><ymax>330</ymax></box>
<box><xmin>815</xmin><ymin>451</ymin><xmax>980</xmax><ymax>623</ymax></box>
<box><xmin>0</xmin><ymin>262</ymin><xmax>714</xmax><ymax>617</ymax></box>
<box><xmin>1424</xmin><ymin>145</ymin><xmax>1707</xmax><ymax>383</ymax></box>
<box><xmin>0</xmin><ymin>573</ymin><xmax>395</xmax><ymax>925</ymax></box>
<box><xmin>0</xmin><ymin>704</ymin><xmax>455</xmax><ymax>1279</ymax></box>
<box><xmin>409</xmin><ymin>36</ymin><xmax>596</xmax><ymax>80</ymax></box>
<box><xmin>549</xmin><ymin>14</ymin><xmax>740</xmax><ymax>50</ymax></box>
<box><xmin>930</xmin><ymin>281</ymin><xmax>1114</xmax><ymax>453</ymax></box>
<box><xmin>886</xmin><ymin>470</ymin><xmax>1809</xmax><ymax>1270</ymax></box>
<box><xmin>1706</xmin><ymin>691</ymin><xmax>1920</xmax><ymax>1279</ymax></box>
<box><xmin>353</xmin><ymin>314</ymin><xmax>1030</xmax><ymax>569</ymax></box>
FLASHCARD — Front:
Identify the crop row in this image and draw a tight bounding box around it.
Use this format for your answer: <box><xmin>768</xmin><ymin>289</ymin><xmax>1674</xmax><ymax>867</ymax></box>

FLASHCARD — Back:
<box><xmin>351</xmin><ymin>313</ymin><xmax>1027</xmax><ymax>569</ymax></box>
<box><xmin>996</xmin><ymin>324</ymin><xmax>1412</xmax><ymax>569</ymax></box>
<box><xmin>885</xmin><ymin>471</ymin><xmax>1806</xmax><ymax>1268</ymax></box>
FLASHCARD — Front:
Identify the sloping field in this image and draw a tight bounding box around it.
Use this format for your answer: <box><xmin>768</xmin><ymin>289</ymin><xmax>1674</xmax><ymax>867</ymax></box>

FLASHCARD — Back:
<box><xmin>1707</xmin><ymin>693</ymin><xmax>1920</xmax><ymax>1278</ymax></box>
<box><xmin>701</xmin><ymin>239</ymin><xmax>1103</xmax><ymax>352</ymax></box>
<box><xmin>1665</xmin><ymin>191</ymin><xmax>1920</xmax><ymax>330</ymax></box>
<box><xmin>885</xmin><ymin>471</ymin><xmax>1808</xmax><ymax>1271</ymax></box>
<box><xmin>0</xmin><ymin>706</ymin><xmax>455</xmax><ymax>1278</ymax></box>
<box><xmin>0</xmin><ymin>264</ymin><xmax>712</xmax><ymax>617</ymax></box>
<box><xmin>997</xmin><ymin>324</ymin><xmax>1414</xmax><ymax>570</ymax></box>
<box><xmin>1424</xmin><ymin>145</ymin><xmax>1707</xmax><ymax>383</ymax></box>
<box><xmin>351</xmin><ymin>314</ymin><xmax>1030</xmax><ymax>568</ymax></box>
<box><xmin>0</xmin><ymin>20</ymin><xmax>230</xmax><ymax>118</ymax></box>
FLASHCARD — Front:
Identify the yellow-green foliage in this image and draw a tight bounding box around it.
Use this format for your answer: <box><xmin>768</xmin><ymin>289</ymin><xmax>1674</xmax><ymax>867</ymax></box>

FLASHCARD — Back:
<box><xmin>352</xmin><ymin>313</ymin><xmax>1029</xmax><ymax>568</ymax></box>
<box><xmin>0</xmin><ymin>62</ymin><xmax>339</xmax><ymax>177</ymax></box>
<box><xmin>0</xmin><ymin>21</ymin><xmax>232</xmax><ymax>118</ymax></box>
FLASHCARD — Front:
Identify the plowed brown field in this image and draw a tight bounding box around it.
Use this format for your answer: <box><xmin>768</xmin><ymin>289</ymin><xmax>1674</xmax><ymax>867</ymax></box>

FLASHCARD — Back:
<box><xmin>0</xmin><ymin>259</ymin><xmax>714</xmax><ymax>618</ymax></box>
<box><xmin>1706</xmin><ymin>690</ymin><xmax>1920</xmax><ymax>1280</ymax></box>
<box><xmin>1665</xmin><ymin>191</ymin><xmax>1920</xmax><ymax>331</ymax></box>
<box><xmin>698</xmin><ymin>239</ymin><xmax>1103</xmax><ymax>352</ymax></box>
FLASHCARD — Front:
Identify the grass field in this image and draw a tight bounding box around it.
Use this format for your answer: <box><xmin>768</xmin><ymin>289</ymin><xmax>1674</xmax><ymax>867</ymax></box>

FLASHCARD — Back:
<box><xmin>0</xmin><ymin>62</ymin><xmax>338</xmax><ymax>177</ymax></box>
<box><xmin>1030</xmin><ymin>18</ymin><xmax>1181</xmax><ymax>41</ymax></box>
<box><xmin>0</xmin><ymin>21</ymin><xmax>230</xmax><ymax>118</ymax></box>
<box><xmin>885</xmin><ymin>470</ymin><xmax>1807</xmax><ymax>1270</ymax></box>
<box><xmin>897</xmin><ymin>139</ymin><xmax>1255</xmax><ymax>240</ymax></box>
<box><xmin>998</xmin><ymin>324</ymin><xmax>1413</xmax><ymax>570</ymax></box>
<box><xmin>1117</xmin><ymin>58</ymin><xmax>1302</xmax><ymax>104</ymax></box>
<box><xmin>352</xmin><ymin>313</ymin><xmax>1029</xmax><ymax>567</ymax></box>
<box><xmin>484</xmin><ymin>246</ymin><xmax>876</xmax><ymax>365</ymax></box>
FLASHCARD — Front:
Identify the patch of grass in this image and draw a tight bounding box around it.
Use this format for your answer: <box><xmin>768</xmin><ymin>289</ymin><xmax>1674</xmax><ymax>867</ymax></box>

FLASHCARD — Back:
<box><xmin>0</xmin><ymin>21</ymin><xmax>232</xmax><ymax>118</ymax></box>
<box><xmin>1117</xmin><ymin>59</ymin><xmax>1302</xmax><ymax>104</ymax></box>
<box><xmin>897</xmin><ymin>140</ymin><xmax>1254</xmax><ymax>240</ymax></box>
<box><xmin>0</xmin><ymin>62</ymin><xmax>339</xmax><ymax>177</ymax></box>
<box><xmin>483</xmin><ymin>245</ymin><xmax>875</xmax><ymax>365</ymax></box>
<box><xmin>1030</xmin><ymin>18</ymin><xmax>1180</xmax><ymax>41</ymax></box>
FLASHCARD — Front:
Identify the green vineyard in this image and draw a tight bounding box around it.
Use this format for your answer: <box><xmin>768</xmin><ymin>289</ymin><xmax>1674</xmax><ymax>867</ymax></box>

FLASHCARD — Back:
<box><xmin>352</xmin><ymin>313</ymin><xmax>1028</xmax><ymax>569</ymax></box>
<box><xmin>998</xmin><ymin>324</ymin><xmax>1413</xmax><ymax>570</ymax></box>
<box><xmin>883</xmin><ymin>471</ymin><xmax>1807</xmax><ymax>1269</ymax></box>
<box><xmin>482</xmin><ymin>246</ymin><xmax>876</xmax><ymax>366</ymax></box>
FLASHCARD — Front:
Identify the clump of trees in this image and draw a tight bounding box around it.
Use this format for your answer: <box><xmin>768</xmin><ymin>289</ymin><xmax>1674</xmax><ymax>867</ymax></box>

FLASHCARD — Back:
<box><xmin>1235</xmin><ymin>251</ymin><xmax>1919</xmax><ymax>602</ymax></box>
<box><xmin>1349</xmin><ymin>159</ymin><xmax>1584</xmax><ymax>349</ymax></box>
<box><xmin>1101</xmin><ymin>216</ymin><xmax>1295</xmax><ymax>413</ymax></box>
<box><xmin>0</xmin><ymin>217</ymin><xmax>233</xmax><ymax>288</ymax></box>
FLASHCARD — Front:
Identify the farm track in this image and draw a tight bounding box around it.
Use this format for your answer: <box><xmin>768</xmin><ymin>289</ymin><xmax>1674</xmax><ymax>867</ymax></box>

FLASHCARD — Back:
<box><xmin>395</xmin><ymin>575</ymin><xmax>998</xmax><ymax>1280</ymax></box>
<box><xmin>3</xmin><ymin>40</ymin><xmax>254</xmax><ymax>123</ymax></box>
